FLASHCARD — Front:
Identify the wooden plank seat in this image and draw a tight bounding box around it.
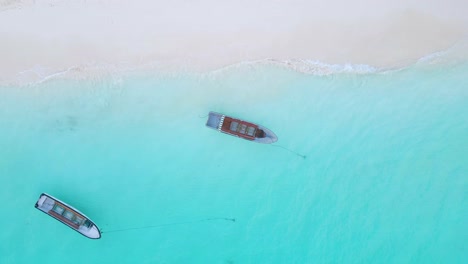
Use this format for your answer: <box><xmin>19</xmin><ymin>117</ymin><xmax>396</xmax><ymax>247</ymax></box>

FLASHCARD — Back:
<box><xmin>221</xmin><ymin>117</ymin><xmax>257</xmax><ymax>140</ymax></box>
<box><xmin>49</xmin><ymin>210</ymin><xmax>80</xmax><ymax>229</ymax></box>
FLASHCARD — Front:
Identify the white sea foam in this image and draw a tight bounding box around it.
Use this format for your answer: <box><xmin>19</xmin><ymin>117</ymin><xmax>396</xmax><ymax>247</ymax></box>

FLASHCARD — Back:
<box><xmin>8</xmin><ymin>63</ymin><xmax>134</xmax><ymax>86</ymax></box>
<box><xmin>206</xmin><ymin>58</ymin><xmax>380</xmax><ymax>77</ymax></box>
<box><xmin>417</xmin><ymin>50</ymin><xmax>449</xmax><ymax>64</ymax></box>
<box><xmin>260</xmin><ymin>59</ymin><xmax>379</xmax><ymax>75</ymax></box>
<box><xmin>3</xmin><ymin>43</ymin><xmax>466</xmax><ymax>87</ymax></box>
<box><xmin>415</xmin><ymin>37</ymin><xmax>468</xmax><ymax>66</ymax></box>
<box><xmin>208</xmin><ymin>40</ymin><xmax>468</xmax><ymax>77</ymax></box>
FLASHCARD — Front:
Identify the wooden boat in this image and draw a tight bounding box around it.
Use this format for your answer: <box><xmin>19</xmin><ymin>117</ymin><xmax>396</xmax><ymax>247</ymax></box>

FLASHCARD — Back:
<box><xmin>206</xmin><ymin>111</ymin><xmax>278</xmax><ymax>144</ymax></box>
<box><xmin>35</xmin><ymin>193</ymin><xmax>101</xmax><ymax>239</ymax></box>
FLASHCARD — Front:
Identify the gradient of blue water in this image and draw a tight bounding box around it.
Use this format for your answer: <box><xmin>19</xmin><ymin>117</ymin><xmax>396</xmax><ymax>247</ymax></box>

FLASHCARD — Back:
<box><xmin>0</xmin><ymin>61</ymin><xmax>467</xmax><ymax>263</ymax></box>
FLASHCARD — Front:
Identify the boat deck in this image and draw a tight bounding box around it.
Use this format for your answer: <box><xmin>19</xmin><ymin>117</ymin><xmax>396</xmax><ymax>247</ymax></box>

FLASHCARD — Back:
<box><xmin>220</xmin><ymin>116</ymin><xmax>257</xmax><ymax>140</ymax></box>
<box><xmin>205</xmin><ymin>111</ymin><xmax>278</xmax><ymax>144</ymax></box>
<box><xmin>35</xmin><ymin>193</ymin><xmax>101</xmax><ymax>239</ymax></box>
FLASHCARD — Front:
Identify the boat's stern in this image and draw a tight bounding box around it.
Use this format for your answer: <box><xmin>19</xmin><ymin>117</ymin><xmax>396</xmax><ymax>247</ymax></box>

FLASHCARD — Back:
<box><xmin>35</xmin><ymin>193</ymin><xmax>55</xmax><ymax>213</ymax></box>
<box><xmin>206</xmin><ymin>112</ymin><xmax>224</xmax><ymax>130</ymax></box>
<box><xmin>35</xmin><ymin>193</ymin><xmax>47</xmax><ymax>208</ymax></box>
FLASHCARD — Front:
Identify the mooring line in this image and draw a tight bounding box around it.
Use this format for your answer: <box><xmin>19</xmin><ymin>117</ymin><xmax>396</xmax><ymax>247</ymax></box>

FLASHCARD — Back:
<box><xmin>271</xmin><ymin>144</ymin><xmax>306</xmax><ymax>159</ymax></box>
<box><xmin>102</xmin><ymin>217</ymin><xmax>236</xmax><ymax>234</ymax></box>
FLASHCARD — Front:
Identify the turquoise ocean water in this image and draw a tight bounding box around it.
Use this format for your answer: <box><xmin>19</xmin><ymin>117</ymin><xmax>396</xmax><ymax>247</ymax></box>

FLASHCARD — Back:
<box><xmin>0</xmin><ymin>57</ymin><xmax>467</xmax><ymax>263</ymax></box>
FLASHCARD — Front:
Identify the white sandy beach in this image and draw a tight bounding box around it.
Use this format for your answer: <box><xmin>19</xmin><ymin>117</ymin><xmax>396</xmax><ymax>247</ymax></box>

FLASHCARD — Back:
<box><xmin>1</xmin><ymin>0</ymin><xmax>467</xmax><ymax>83</ymax></box>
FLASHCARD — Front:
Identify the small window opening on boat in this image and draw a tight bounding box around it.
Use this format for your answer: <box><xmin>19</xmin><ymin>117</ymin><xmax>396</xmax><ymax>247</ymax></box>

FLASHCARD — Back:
<box><xmin>230</xmin><ymin>121</ymin><xmax>239</xmax><ymax>132</ymax></box>
<box><xmin>63</xmin><ymin>210</ymin><xmax>74</xmax><ymax>220</ymax></box>
<box><xmin>73</xmin><ymin>216</ymin><xmax>84</xmax><ymax>225</ymax></box>
<box><xmin>246</xmin><ymin>126</ymin><xmax>256</xmax><ymax>136</ymax></box>
<box><xmin>239</xmin><ymin>124</ymin><xmax>247</xmax><ymax>134</ymax></box>
<box><xmin>52</xmin><ymin>204</ymin><xmax>65</xmax><ymax>215</ymax></box>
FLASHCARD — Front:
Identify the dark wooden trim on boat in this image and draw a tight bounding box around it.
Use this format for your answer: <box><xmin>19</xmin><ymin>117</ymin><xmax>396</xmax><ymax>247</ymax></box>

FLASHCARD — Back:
<box><xmin>53</xmin><ymin>200</ymin><xmax>87</xmax><ymax>220</ymax></box>
<box><xmin>48</xmin><ymin>210</ymin><xmax>80</xmax><ymax>229</ymax></box>
<box><xmin>220</xmin><ymin>117</ymin><xmax>257</xmax><ymax>140</ymax></box>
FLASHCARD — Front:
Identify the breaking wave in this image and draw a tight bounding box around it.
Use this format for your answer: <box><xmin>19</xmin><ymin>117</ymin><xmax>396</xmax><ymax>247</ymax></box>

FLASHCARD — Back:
<box><xmin>208</xmin><ymin>58</ymin><xmax>380</xmax><ymax>76</ymax></box>
<box><xmin>210</xmin><ymin>39</ymin><xmax>468</xmax><ymax>76</ymax></box>
<box><xmin>3</xmin><ymin>39</ymin><xmax>467</xmax><ymax>86</ymax></box>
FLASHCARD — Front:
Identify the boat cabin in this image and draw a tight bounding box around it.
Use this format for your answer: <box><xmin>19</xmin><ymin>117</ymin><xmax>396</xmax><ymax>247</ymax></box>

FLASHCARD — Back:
<box><xmin>221</xmin><ymin>117</ymin><xmax>262</xmax><ymax>140</ymax></box>
<box><xmin>49</xmin><ymin>201</ymin><xmax>92</xmax><ymax>230</ymax></box>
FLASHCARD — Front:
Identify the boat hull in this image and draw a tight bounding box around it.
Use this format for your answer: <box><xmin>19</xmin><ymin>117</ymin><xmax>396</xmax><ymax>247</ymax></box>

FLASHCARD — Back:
<box><xmin>206</xmin><ymin>111</ymin><xmax>278</xmax><ymax>144</ymax></box>
<box><xmin>35</xmin><ymin>193</ymin><xmax>101</xmax><ymax>239</ymax></box>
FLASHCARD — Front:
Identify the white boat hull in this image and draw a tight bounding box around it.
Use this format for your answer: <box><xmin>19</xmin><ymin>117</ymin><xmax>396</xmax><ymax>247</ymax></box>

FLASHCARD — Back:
<box><xmin>35</xmin><ymin>193</ymin><xmax>101</xmax><ymax>239</ymax></box>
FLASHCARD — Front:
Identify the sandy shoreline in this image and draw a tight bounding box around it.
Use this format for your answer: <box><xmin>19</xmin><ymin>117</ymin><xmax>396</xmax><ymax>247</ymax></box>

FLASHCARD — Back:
<box><xmin>1</xmin><ymin>0</ymin><xmax>467</xmax><ymax>83</ymax></box>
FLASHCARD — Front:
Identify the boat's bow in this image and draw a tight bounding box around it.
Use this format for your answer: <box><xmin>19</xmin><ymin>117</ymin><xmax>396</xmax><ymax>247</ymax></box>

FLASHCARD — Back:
<box><xmin>254</xmin><ymin>125</ymin><xmax>278</xmax><ymax>144</ymax></box>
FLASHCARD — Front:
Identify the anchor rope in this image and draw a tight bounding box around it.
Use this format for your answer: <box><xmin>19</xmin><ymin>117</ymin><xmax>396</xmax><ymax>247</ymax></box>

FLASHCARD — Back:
<box><xmin>102</xmin><ymin>217</ymin><xmax>236</xmax><ymax>234</ymax></box>
<box><xmin>271</xmin><ymin>144</ymin><xmax>306</xmax><ymax>159</ymax></box>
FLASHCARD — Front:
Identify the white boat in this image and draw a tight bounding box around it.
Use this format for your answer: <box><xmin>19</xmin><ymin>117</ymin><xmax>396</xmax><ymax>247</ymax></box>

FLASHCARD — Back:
<box><xmin>35</xmin><ymin>193</ymin><xmax>101</xmax><ymax>239</ymax></box>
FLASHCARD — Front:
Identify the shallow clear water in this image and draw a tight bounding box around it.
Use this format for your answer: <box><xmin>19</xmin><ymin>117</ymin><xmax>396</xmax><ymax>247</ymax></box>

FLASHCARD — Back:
<box><xmin>0</xmin><ymin>61</ymin><xmax>467</xmax><ymax>263</ymax></box>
